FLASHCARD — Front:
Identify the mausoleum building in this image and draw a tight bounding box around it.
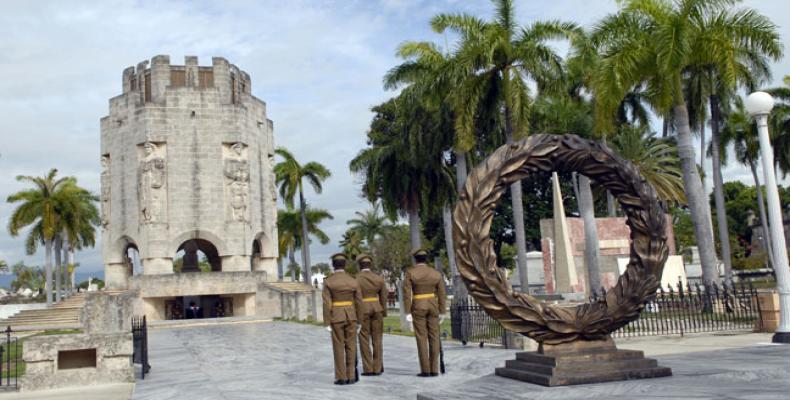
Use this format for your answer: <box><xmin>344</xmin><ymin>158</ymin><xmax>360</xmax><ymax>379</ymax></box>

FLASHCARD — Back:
<box><xmin>100</xmin><ymin>55</ymin><xmax>319</xmax><ymax>321</ymax></box>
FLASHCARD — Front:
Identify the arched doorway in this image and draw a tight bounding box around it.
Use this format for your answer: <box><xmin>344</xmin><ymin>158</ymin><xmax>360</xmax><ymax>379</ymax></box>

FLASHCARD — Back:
<box><xmin>251</xmin><ymin>239</ymin><xmax>261</xmax><ymax>270</ymax></box>
<box><xmin>173</xmin><ymin>239</ymin><xmax>221</xmax><ymax>273</ymax></box>
<box><xmin>125</xmin><ymin>244</ymin><xmax>142</xmax><ymax>276</ymax></box>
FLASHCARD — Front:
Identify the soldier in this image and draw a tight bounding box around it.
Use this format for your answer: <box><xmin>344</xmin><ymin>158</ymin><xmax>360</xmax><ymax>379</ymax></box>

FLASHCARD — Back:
<box><xmin>404</xmin><ymin>249</ymin><xmax>447</xmax><ymax>377</ymax></box>
<box><xmin>322</xmin><ymin>253</ymin><xmax>363</xmax><ymax>385</ymax></box>
<box><xmin>355</xmin><ymin>254</ymin><xmax>387</xmax><ymax>376</ymax></box>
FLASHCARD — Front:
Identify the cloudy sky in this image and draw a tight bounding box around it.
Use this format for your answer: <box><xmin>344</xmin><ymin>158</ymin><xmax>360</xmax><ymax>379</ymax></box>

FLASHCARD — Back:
<box><xmin>1</xmin><ymin>0</ymin><xmax>789</xmax><ymax>277</ymax></box>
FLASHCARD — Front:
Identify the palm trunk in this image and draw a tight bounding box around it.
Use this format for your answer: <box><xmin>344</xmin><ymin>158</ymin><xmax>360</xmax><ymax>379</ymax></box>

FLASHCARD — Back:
<box><xmin>578</xmin><ymin>174</ymin><xmax>601</xmax><ymax>293</ymax></box>
<box><xmin>455</xmin><ymin>150</ymin><xmax>468</xmax><ymax>192</ymax></box>
<box><xmin>662</xmin><ymin>117</ymin><xmax>669</xmax><ymax>138</ymax></box>
<box><xmin>443</xmin><ymin>205</ymin><xmax>465</xmax><ymax>299</ymax></box>
<box><xmin>289</xmin><ymin>245</ymin><xmax>297</xmax><ymax>282</ymax></box>
<box><xmin>606</xmin><ymin>192</ymin><xmax>617</xmax><ymax>217</ymax></box>
<box><xmin>674</xmin><ymin>102</ymin><xmax>719</xmax><ymax>285</ymax></box>
<box><xmin>44</xmin><ymin>239</ymin><xmax>53</xmax><ymax>306</ymax></box>
<box><xmin>408</xmin><ymin>207</ymin><xmax>421</xmax><ymax>252</ymax></box>
<box><xmin>709</xmin><ymin>95</ymin><xmax>732</xmax><ymax>280</ymax></box>
<box><xmin>277</xmin><ymin>257</ymin><xmax>284</xmax><ymax>281</ymax></box>
<box><xmin>55</xmin><ymin>236</ymin><xmax>62</xmax><ymax>303</ymax></box>
<box><xmin>751</xmin><ymin>161</ymin><xmax>776</xmax><ymax>269</ymax></box>
<box><xmin>502</xmin><ymin>80</ymin><xmax>529</xmax><ymax>293</ymax></box>
<box><xmin>298</xmin><ymin>191</ymin><xmax>312</xmax><ymax>286</ymax></box>
<box><xmin>68</xmin><ymin>249</ymin><xmax>75</xmax><ymax>295</ymax></box>
<box><xmin>452</xmin><ymin>151</ymin><xmax>469</xmax><ymax>300</ymax></box>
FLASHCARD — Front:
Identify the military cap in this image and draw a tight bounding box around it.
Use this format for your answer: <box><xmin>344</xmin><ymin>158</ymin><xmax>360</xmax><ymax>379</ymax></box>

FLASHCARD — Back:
<box><xmin>356</xmin><ymin>253</ymin><xmax>373</xmax><ymax>263</ymax></box>
<box><xmin>412</xmin><ymin>248</ymin><xmax>429</xmax><ymax>257</ymax></box>
<box><xmin>330</xmin><ymin>253</ymin><xmax>348</xmax><ymax>262</ymax></box>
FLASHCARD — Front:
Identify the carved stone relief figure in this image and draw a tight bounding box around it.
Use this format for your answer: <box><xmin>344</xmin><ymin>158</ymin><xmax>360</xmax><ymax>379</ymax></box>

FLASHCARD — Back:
<box><xmin>100</xmin><ymin>155</ymin><xmax>111</xmax><ymax>229</ymax></box>
<box><xmin>138</xmin><ymin>141</ymin><xmax>166</xmax><ymax>224</ymax></box>
<box><xmin>224</xmin><ymin>142</ymin><xmax>250</xmax><ymax>222</ymax></box>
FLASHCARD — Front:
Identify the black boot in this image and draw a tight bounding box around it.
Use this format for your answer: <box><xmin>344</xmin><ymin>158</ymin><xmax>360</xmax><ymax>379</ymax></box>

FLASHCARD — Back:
<box><xmin>417</xmin><ymin>372</ymin><xmax>431</xmax><ymax>377</ymax></box>
<box><xmin>334</xmin><ymin>380</ymin><xmax>346</xmax><ymax>385</ymax></box>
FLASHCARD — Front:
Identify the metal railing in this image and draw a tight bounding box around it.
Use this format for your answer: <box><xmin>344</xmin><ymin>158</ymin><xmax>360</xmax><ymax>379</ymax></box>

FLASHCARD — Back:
<box><xmin>0</xmin><ymin>327</ymin><xmax>20</xmax><ymax>390</ymax></box>
<box><xmin>451</xmin><ymin>280</ymin><xmax>763</xmax><ymax>344</ymax></box>
<box><xmin>591</xmin><ymin>280</ymin><xmax>763</xmax><ymax>338</ymax></box>
<box><xmin>450</xmin><ymin>297</ymin><xmax>506</xmax><ymax>346</ymax></box>
<box><xmin>132</xmin><ymin>316</ymin><xmax>151</xmax><ymax>379</ymax></box>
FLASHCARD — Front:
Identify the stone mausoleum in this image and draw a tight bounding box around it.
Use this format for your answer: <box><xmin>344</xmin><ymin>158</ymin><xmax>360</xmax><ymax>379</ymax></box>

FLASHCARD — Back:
<box><xmin>100</xmin><ymin>55</ymin><xmax>319</xmax><ymax>321</ymax></box>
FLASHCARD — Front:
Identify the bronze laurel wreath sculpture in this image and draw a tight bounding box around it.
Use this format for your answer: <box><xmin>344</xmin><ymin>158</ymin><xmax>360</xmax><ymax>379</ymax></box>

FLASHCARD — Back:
<box><xmin>453</xmin><ymin>134</ymin><xmax>669</xmax><ymax>345</ymax></box>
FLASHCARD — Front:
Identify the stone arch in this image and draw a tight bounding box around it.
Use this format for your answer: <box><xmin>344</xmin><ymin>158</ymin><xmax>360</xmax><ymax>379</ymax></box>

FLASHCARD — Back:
<box><xmin>108</xmin><ymin>235</ymin><xmax>141</xmax><ymax>264</ymax></box>
<box><xmin>169</xmin><ymin>230</ymin><xmax>229</xmax><ymax>257</ymax></box>
<box><xmin>252</xmin><ymin>230</ymin><xmax>277</xmax><ymax>258</ymax></box>
<box><xmin>174</xmin><ymin>239</ymin><xmax>222</xmax><ymax>272</ymax></box>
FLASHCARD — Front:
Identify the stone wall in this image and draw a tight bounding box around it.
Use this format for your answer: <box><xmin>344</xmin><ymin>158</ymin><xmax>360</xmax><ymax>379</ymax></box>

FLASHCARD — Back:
<box><xmin>80</xmin><ymin>291</ymin><xmax>137</xmax><ymax>334</ymax></box>
<box><xmin>20</xmin><ymin>332</ymin><xmax>134</xmax><ymax>392</ymax></box>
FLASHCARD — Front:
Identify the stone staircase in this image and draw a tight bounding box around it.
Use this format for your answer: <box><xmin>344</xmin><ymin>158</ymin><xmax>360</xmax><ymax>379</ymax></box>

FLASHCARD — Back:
<box><xmin>0</xmin><ymin>293</ymin><xmax>87</xmax><ymax>331</ymax></box>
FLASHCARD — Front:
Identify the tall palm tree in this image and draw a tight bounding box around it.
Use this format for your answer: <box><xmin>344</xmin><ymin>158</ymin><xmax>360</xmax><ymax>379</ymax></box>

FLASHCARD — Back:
<box><xmin>722</xmin><ymin>97</ymin><xmax>776</xmax><ymax>268</ymax></box>
<box><xmin>591</xmin><ymin>0</ymin><xmax>765</xmax><ymax>285</ymax></box>
<box><xmin>431</xmin><ymin>0</ymin><xmax>576</xmax><ymax>292</ymax></box>
<box><xmin>350</xmin><ymin>95</ymin><xmax>454</xmax><ymax>254</ymax></box>
<box><xmin>687</xmin><ymin>6</ymin><xmax>781</xmax><ymax>280</ymax></box>
<box><xmin>7</xmin><ymin>169</ymin><xmax>81</xmax><ymax>305</ymax></box>
<box><xmin>384</xmin><ymin>40</ymin><xmax>466</xmax><ymax>298</ymax></box>
<box><xmin>346</xmin><ymin>202</ymin><xmax>389</xmax><ymax>248</ymax></box>
<box><xmin>277</xmin><ymin>207</ymin><xmax>333</xmax><ymax>282</ymax></box>
<box><xmin>274</xmin><ymin>148</ymin><xmax>331</xmax><ymax>286</ymax></box>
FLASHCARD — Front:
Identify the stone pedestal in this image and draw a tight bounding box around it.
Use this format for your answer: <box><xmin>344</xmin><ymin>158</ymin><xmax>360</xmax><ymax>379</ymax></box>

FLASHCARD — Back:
<box><xmin>756</xmin><ymin>291</ymin><xmax>780</xmax><ymax>332</ymax></box>
<box><xmin>495</xmin><ymin>336</ymin><xmax>671</xmax><ymax>386</ymax></box>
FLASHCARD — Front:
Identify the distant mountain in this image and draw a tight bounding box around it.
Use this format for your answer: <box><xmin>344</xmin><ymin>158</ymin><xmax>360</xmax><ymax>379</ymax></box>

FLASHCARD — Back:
<box><xmin>0</xmin><ymin>270</ymin><xmax>105</xmax><ymax>290</ymax></box>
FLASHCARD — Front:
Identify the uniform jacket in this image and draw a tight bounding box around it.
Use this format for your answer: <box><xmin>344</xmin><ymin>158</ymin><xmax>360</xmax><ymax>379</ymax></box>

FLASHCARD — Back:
<box><xmin>403</xmin><ymin>263</ymin><xmax>447</xmax><ymax>314</ymax></box>
<box><xmin>356</xmin><ymin>269</ymin><xmax>388</xmax><ymax>317</ymax></box>
<box><xmin>322</xmin><ymin>271</ymin><xmax>363</xmax><ymax>324</ymax></box>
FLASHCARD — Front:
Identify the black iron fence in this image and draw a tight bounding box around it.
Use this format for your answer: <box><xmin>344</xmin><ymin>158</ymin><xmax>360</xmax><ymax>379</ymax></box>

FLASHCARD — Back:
<box><xmin>591</xmin><ymin>280</ymin><xmax>763</xmax><ymax>338</ymax></box>
<box><xmin>0</xmin><ymin>327</ymin><xmax>20</xmax><ymax>390</ymax></box>
<box><xmin>451</xmin><ymin>280</ymin><xmax>763</xmax><ymax>344</ymax></box>
<box><xmin>132</xmin><ymin>316</ymin><xmax>151</xmax><ymax>379</ymax></box>
<box><xmin>450</xmin><ymin>297</ymin><xmax>506</xmax><ymax>346</ymax></box>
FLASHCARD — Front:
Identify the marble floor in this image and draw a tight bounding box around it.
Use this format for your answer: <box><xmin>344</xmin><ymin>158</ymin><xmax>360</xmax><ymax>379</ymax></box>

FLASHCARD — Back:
<box><xmin>132</xmin><ymin>321</ymin><xmax>789</xmax><ymax>400</ymax></box>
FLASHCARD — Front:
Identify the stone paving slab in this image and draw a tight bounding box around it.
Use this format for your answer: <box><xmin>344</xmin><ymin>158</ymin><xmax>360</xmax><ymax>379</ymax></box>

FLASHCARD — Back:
<box><xmin>132</xmin><ymin>321</ymin><xmax>788</xmax><ymax>400</ymax></box>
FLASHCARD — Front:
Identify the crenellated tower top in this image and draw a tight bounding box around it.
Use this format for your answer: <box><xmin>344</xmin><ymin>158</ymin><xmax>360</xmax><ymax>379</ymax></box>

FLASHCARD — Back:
<box><xmin>119</xmin><ymin>55</ymin><xmax>253</xmax><ymax>105</ymax></box>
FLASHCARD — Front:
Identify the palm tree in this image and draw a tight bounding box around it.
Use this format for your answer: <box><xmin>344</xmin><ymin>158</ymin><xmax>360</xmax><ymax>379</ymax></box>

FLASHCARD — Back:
<box><xmin>0</xmin><ymin>259</ymin><xmax>7</xmax><ymax>274</ymax></box>
<box><xmin>350</xmin><ymin>95</ymin><xmax>454</xmax><ymax>254</ymax></box>
<box><xmin>274</xmin><ymin>148</ymin><xmax>331</xmax><ymax>286</ymax></box>
<box><xmin>339</xmin><ymin>229</ymin><xmax>366</xmax><ymax>264</ymax></box>
<box><xmin>722</xmin><ymin>97</ymin><xmax>776</xmax><ymax>269</ymax></box>
<box><xmin>346</xmin><ymin>202</ymin><xmax>389</xmax><ymax>248</ymax></box>
<box><xmin>591</xmin><ymin>0</ymin><xmax>771</xmax><ymax>285</ymax></box>
<box><xmin>6</xmin><ymin>169</ymin><xmax>83</xmax><ymax>305</ymax></box>
<box><xmin>431</xmin><ymin>0</ymin><xmax>576</xmax><ymax>292</ymax></box>
<box><xmin>277</xmin><ymin>207</ymin><xmax>333</xmax><ymax>282</ymax></box>
<box><xmin>384</xmin><ymin>40</ymin><xmax>466</xmax><ymax>298</ymax></box>
<box><xmin>61</xmin><ymin>186</ymin><xmax>100</xmax><ymax>295</ymax></box>
<box><xmin>686</xmin><ymin>6</ymin><xmax>781</xmax><ymax>280</ymax></box>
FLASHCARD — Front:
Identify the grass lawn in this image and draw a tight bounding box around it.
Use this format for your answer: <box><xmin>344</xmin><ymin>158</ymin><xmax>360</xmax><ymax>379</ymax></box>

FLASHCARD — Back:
<box><xmin>0</xmin><ymin>329</ymin><xmax>82</xmax><ymax>380</ymax></box>
<box><xmin>382</xmin><ymin>312</ymin><xmax>451</xmax><ymax>338</ymax></box>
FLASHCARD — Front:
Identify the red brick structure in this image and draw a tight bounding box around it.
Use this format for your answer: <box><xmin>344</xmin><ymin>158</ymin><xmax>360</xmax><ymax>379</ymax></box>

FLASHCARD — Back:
<box><xmin>540</xmin><ymin>215</ymin><xmax>675</xmax><ymax>294</ymax></box>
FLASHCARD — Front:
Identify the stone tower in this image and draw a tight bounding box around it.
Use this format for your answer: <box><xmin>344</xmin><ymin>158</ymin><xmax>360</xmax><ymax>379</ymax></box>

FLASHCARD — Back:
<box><xmin>100</xmin><ymin>55</ymin><xmax>288</xmax><ymax>319</ymax></box>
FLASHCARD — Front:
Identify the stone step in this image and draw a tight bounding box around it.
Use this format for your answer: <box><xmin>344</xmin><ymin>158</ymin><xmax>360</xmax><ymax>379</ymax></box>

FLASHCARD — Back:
<box><xmin>2</xmin><ymin>315</ymin><xmax>79</xmax><ymax>321</ymax></box>
<box><xmin>515</xmin><ymin>349</ymin><xmax>645</xmax><ymax>366</ymax></box>
<box><xmin>505</xmin><ymin>357</ymin><xmax>658</xmax><ymax>376</ymax></box>
<box><xmin>495</xmin><ymin>365</ymin><xmax>672</xmax><ymax>386</ymax></box>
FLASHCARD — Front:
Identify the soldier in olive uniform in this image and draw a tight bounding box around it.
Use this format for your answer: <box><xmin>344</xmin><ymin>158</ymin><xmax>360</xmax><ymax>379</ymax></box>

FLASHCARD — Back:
<box><xmin>403</xmin><ymin>249</ymin><xmax>447</xmax><ymax>377</ymax></box>
<box><xmin>322</xmin><ymin>253</ymin><xmax>363</xmax><ymax>385</ymax></box>
<box><xmin>355</xmin><ymin>254</ymin><xmax>387</xmax><ymax>376</ymax></box>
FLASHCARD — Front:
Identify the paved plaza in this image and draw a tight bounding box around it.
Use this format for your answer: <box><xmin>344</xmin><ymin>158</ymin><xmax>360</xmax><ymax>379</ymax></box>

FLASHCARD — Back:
<box><xmin>132</xmin><ymin>321</ymin><xmax>790</xmax><ymax>400</ymax></box>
